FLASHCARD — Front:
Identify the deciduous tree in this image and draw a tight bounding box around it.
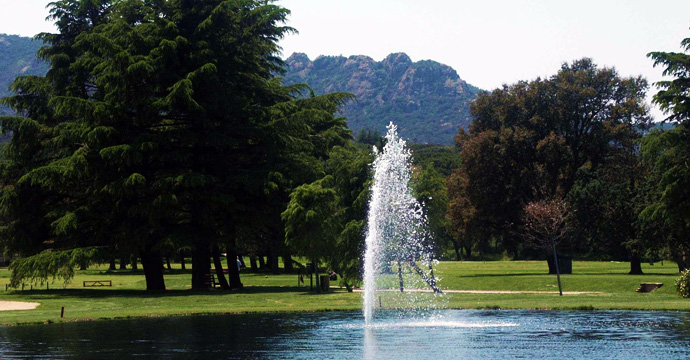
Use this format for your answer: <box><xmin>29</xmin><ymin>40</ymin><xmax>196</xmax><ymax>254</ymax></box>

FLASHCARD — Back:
<box><xmin>449</xmin><ymin>58</ymin><xmax>650</xmax><ymax>259</ymax></box>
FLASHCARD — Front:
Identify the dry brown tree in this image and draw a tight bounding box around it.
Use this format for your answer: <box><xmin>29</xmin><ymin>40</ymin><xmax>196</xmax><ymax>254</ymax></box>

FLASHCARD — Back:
<box><xmin>523</xmin><ymin>197</ymin><xmax>569</xmax><ymax>295</ymax></box>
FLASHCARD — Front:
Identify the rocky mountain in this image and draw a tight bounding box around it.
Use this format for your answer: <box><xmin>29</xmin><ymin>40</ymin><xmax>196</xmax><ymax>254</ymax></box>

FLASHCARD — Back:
<box><xmin>0</xmin><ymin>34</ymin><xmax>48</xmax><ymax>115</ymax></box>
<box><xmin>283</xmin><ymin>52</ymin><xmax>480</xmax><ymax>145</ymax></box>
<box><xmin>0</xmin><ymin>34</ymin><xmax>480</xmax><ymax>144</ymax></box>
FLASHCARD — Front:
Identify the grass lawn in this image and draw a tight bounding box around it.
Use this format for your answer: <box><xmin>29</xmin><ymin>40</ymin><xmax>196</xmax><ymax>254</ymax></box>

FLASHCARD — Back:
<box><xmin>0</xmin><ymin>259</ymin><xmax>688</xmax><ymax>325</ymax></box>
<box><xmin>435</xmin><ymin>260</ymin><xmax>688</xmax><ymax>311</ymax></box>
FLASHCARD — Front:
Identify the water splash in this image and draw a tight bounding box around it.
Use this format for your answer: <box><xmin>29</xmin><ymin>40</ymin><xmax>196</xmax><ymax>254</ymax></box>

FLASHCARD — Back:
<box><xmin>363</xmin><ymin>122</ymin><xmax>441</xmax><ymax>325</ymax></box>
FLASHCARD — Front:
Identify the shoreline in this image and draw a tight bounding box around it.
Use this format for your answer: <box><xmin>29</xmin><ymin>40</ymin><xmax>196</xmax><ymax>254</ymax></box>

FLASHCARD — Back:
<box><xmin>1</xmin><ymin>292</ymin><xmax>686</xmax><ymax>327</ymax></box>
<box><xmin>3</xmin><ymin>305</ymin><xmax>689</xmax><ymax>327</ymax></box>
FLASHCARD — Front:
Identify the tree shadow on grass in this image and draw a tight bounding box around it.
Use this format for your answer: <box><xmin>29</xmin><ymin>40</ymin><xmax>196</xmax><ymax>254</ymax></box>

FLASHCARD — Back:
<box><xmin>562</xmin><ymin>272</ymin><xmax>679</xmax><ymax>276</ymax></box>
<box><xmin>94</xmin><ymin>269</ymin><xmax>193</xmax><ymax>276</ymax></box>
<box><xmin>458</xmin><ymin>272</ymin><xmax>677</xmax><ymax>278</ymax></box>
<box><xmin>458</xmin><ymin>273</ymin><xmax>552</xmax><ymax>278</ymax></box>
<box><xmin>6</xmin><ymin>286</ymin><xmax>326</xmax><ymax>300</ymax></box>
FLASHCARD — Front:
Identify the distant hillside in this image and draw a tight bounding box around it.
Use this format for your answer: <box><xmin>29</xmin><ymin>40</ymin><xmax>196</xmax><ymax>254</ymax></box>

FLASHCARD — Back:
<box><xmin>0</xmin><ymin>34</ymin><xmax>48</xmax><ymax>115</ymax></box>
<box><xmin>283</xmin><ymin>52</ymin><xmax>480</xmax><ymax>145</ymax></box>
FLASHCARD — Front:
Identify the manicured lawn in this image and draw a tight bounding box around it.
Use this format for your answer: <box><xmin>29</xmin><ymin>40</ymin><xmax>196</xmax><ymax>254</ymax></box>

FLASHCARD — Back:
<box><xmin>0</xmin><ymin>260</ymin><xmax>687</xmax><ymax>325</ymax></box>
<box><xmin>433</xmin><ymin>260</ymin><xmax>687</xmax><ymax>311</ymax></box>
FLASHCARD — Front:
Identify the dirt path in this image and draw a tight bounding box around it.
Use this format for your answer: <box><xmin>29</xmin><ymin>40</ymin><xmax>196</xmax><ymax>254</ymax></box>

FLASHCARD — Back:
<box><xmin>0</xmin><ymin>301</ymin><xmax>40</xmax><ymax>311</ymax></box>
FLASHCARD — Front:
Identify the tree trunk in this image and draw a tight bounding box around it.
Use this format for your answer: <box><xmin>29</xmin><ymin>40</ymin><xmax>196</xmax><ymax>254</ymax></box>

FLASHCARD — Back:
<box><xmin>238</xmin><ymin>256</ymin><xmax>246</xmax><ymax>267</ymax></box>
<box><xmin>191</xmin><ymin>242</ymin><xmax>211</xmax><ymax>290</ymax></box>
<box><xmin>283</xmin><ymin>252</ymin><xmax>293</xmax><ymax>274</ymax></box>
<box><xmin>258</xmin><ymin>255</ymin><xmax>266</xmax><ymax>269</ymax></box>
<box><xmin>452</xmin><ymin>239</ymin><xmax>461</xmax><ymax>261</ymax></box>
<box><xmin>179</xmin><ymin>251</ymin><xmax>186</xmax><ymax>270</ymax></box>
<box><xmin>119</xmin><ymin>257</ymin><xmax>127</xmax><ymax>270</ymax></box>
<box><xmin>629</xmin><ymin>253</ymin><xmax>643</xmax><ymax>275</ymax></box>
<box><xmin>165</xmin><ymin>257</ymin><xmax>172</xmax><ymax>270</ymax></box>
<box><xmin>314</xmin><ymin>257</ymin><xmax>321</xmax><ymax>293</ymax></box>
<box><xmin>225</xmin><ymin>238</ymin><xmax>243</xmax><ymax>289</ymax></box>
<box><xmin>552</xmin><ymin>239</ymin><xmax>562</xmax><ymax>296</ymax></box>
<box><xmin>397</xmin><ymin>259</ymin><xmax>404</xmax><ymax>292</ymax></box>
<box><xmin>109</xmin><ymin>257</ymin><xmax>116</xmax><ymax>271</ymax></box>
<box><xmin>131</xmin><ymin>255</ymin><xmax>138</xmax><ymax>270</ymax></box>
<box><xmin>266</xmin><ymin>252</ymin><xmax>274</xmax><ymax>271</ymax></box>
<box><xmin>677</xmin><ymin>251</ymin><xmax>689</xmax><ymax>272</ymax></box>
<box><xmin>212</xmin><ymin>246</ymin><xmax>230</xmax><ymax>290</ymax></box>
<box><xmin>250</xmin><ymin>256</ymin><xmax>258</xmax><ymax>272</ymax></box>
<box><xmin>464</xmin><ymin>243</ymin><xmax>472</xmax><ymax>260</ymax></box>
<box><xmin>140</xmin><ymin>246</ymin><xmax>166</xmax><ymax>291</ymax></box>
<box><xmin>268</xmin><ymin>249</ymin><xmax>280</xmax><ymax>275</ymax></box>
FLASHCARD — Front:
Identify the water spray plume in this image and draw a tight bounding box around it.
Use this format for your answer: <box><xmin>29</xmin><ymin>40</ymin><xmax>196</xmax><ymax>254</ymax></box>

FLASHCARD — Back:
<box><xmin>363</xmin><ymin>122</ymin><xmax>441</xmax><ymax>326</ymax></box>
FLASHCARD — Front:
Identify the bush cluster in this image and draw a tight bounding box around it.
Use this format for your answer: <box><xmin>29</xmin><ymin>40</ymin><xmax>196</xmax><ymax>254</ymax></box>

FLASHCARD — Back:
<box><xmin>675</xmin><ymin>269</ymin><xmax>690</xmax><ymax>298</ymax></box>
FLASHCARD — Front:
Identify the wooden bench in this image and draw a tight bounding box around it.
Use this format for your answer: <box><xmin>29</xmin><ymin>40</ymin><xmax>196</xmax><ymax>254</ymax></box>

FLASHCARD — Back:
<box><xmin>636</xmin><ymin>282</ymin><xmax>663</xmax><ymax>292</ymax></box>
<box><xmin>83</xmin><ymin>280</ymin><xmax>112</xmax><ymax>287</ymax></box>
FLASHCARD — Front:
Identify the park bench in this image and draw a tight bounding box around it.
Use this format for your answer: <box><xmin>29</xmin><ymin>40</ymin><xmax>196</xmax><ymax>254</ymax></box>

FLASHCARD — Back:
<box><xmin>636</xmin><ymin>282</ymin><xmax>663</xmax><ymax>292</ymax></box>
<box><xmin>83</xmin><ymin>280</ymin><xmax>112</xmax><ymax>287</ymax></box>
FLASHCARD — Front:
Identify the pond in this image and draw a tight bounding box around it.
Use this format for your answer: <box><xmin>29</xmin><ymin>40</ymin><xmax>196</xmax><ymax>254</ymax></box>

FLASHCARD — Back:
<box><xmin>1</xmin><ymin>309</ymin><xmax>690</xmax><ymax>359</ymax></box>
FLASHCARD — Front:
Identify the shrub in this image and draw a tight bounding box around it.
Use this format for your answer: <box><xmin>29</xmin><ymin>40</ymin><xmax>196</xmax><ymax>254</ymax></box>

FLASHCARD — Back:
<box><xmin>675</xmin><ymin>269</ymin><xmax>690</xmax><ymax>298</ymax></box>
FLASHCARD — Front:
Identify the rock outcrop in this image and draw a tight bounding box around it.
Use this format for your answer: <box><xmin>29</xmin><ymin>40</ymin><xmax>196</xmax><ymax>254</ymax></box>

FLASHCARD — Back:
<box><xmin>283</xmin><ymin>52</ymin><xmax>480</xmax><ymax>144</ymax></box>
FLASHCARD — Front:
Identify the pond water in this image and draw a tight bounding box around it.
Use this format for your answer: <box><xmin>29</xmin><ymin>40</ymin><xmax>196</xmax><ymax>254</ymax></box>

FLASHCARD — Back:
<box><xmin>1</xmin><ymin>309</ymin><xmax>690</xmax><ymax>359</ymax></box>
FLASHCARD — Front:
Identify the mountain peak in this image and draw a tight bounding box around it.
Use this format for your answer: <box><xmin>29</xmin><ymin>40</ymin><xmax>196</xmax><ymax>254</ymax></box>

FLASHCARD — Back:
<box><xmin>383</xmin><ymin>52</ymin><xmax>412</xmax><ymax>65</ymax></box>
<box><xmin>283</xmin><ymin>52</ymin><xmax>480</xmax><ymax>144</ymax></box>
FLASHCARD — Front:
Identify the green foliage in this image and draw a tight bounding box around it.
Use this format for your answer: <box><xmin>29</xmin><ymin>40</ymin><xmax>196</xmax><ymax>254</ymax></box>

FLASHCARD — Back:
<box><xmin>640</xmin><ymin>127</ymin><xmax>690</xmax><ymax>268</ymax></box>
<box><xmin>0</xmin><ymin>0</ymin><xmax>355</xmax><ymax>291</ymax></box>
<box><xmin>283</xmin><ymin>52</ymin><xmax>480</xmax><ymax>145</ymax></box>
<box><xmin>282</xmin><ymin>144</ymin><xmax>372</xmax><ymax>288</ymax></box>
<box><xmin>641</xmin><ymin>32</ymin><xmax>690</xmax><ymax>271</ymax></box>
<box><xmin>412</xmin><ymin>164</ymin><xmax>451</xmax><ymax>257</ymax></box>
<box><xmin>282</xmin><ymin>176</ymin><xmax>340</xmax><ymax>260</ymax></box>
<box><xmin>445</xmin><ymin>166</ymin><xmax>478</xmax><ymax>260</ymax></box>
<box><xmin>449</xmin><ymin>58</ymin><xmax>651</xmax><ymax>260</ymax></box>
<box><xmin>675</xmin><ymin>269</ymin><xmax>690</xmax><ymax>298</ymax></box>
<box><xmin>355</xmin><ymin>129</ymin><xmax>383</xmax><ymax>146</ymax></box>
<box><xmin>647</xmin><ymin>35</ymin><xmax>690</xmax><ymax>123</ymax></box>
<box><xmin>323</xmin><ymin>145</ymin><xmax>372</xmax><ymax>287</ymax></box>
<box><xmin>8</xmin><ymin>247</ymin><xmax>106</xmax><ymax>286</ymax></box>
<box><xmin>409</xmin><ymin>144</ymin><xmax>461</xmax><ymax>177</ymax></box>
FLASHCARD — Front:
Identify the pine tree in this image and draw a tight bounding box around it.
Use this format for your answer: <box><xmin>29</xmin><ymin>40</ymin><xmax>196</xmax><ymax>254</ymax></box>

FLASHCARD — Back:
<box><xmin>1</xmin><ymin>0</ymin><xmax>355</xmax><ymax>291</ymax></box>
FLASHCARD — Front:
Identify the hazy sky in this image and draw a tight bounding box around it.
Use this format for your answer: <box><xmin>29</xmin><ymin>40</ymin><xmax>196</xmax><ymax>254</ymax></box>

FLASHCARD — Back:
<box><xmin>2</xmin><ymin>0</ymin><xmax>690</xmax><ymax>120</ymax></box>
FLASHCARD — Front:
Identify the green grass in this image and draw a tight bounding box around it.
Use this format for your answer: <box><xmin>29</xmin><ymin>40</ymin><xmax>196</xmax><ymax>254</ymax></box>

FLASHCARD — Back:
<box><xmin>434</xmin><ymin>260</ymin><xmax>687</xmax><ymax>311</ymax></box>
<box><xmin>0</xmin><ymin>259</ymin><xmax>688</xmax><ymax>326</ymax></box>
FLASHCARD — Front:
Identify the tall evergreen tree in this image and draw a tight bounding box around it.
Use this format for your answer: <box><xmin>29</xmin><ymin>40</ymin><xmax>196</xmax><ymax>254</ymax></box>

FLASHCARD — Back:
<box><xmin>641</xmin><ymin>31</ymin><xmax>690</xmax><ymax>271</ymax></box>
<box><xmin>1</xmin><ymin>0</ymin><xmax>353</xmax><ymax>290</ymax></box>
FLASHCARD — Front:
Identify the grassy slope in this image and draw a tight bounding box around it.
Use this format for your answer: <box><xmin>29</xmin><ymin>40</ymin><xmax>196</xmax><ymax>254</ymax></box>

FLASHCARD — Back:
<box><xmin>0</xmin><ymin>260</ymin><xmax>687</xmax><ymax>325</ymax></box>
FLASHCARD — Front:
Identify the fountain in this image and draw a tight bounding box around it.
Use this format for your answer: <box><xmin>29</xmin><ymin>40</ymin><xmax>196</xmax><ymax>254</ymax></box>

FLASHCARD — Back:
<box><xmin>363</xmin><ymin>122</ymin><xmax>441</xmax><ymax>325</ymax></box>
<box><xmin>2</xmin><ymin>129</ymin><xmax>688</xmax><ymax>360</ymax></box>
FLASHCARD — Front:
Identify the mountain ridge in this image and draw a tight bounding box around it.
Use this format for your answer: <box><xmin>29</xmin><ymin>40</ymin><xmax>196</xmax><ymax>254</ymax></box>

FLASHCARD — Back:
<box><xmin>0</xmin><ymin>34</ymin><xmax>48</xmax><ymax>115</ymax></box>
<box><xmin>283</xmin><ymin>52</ymin><xmax>480</xmax><ymax>144</ymax></box>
